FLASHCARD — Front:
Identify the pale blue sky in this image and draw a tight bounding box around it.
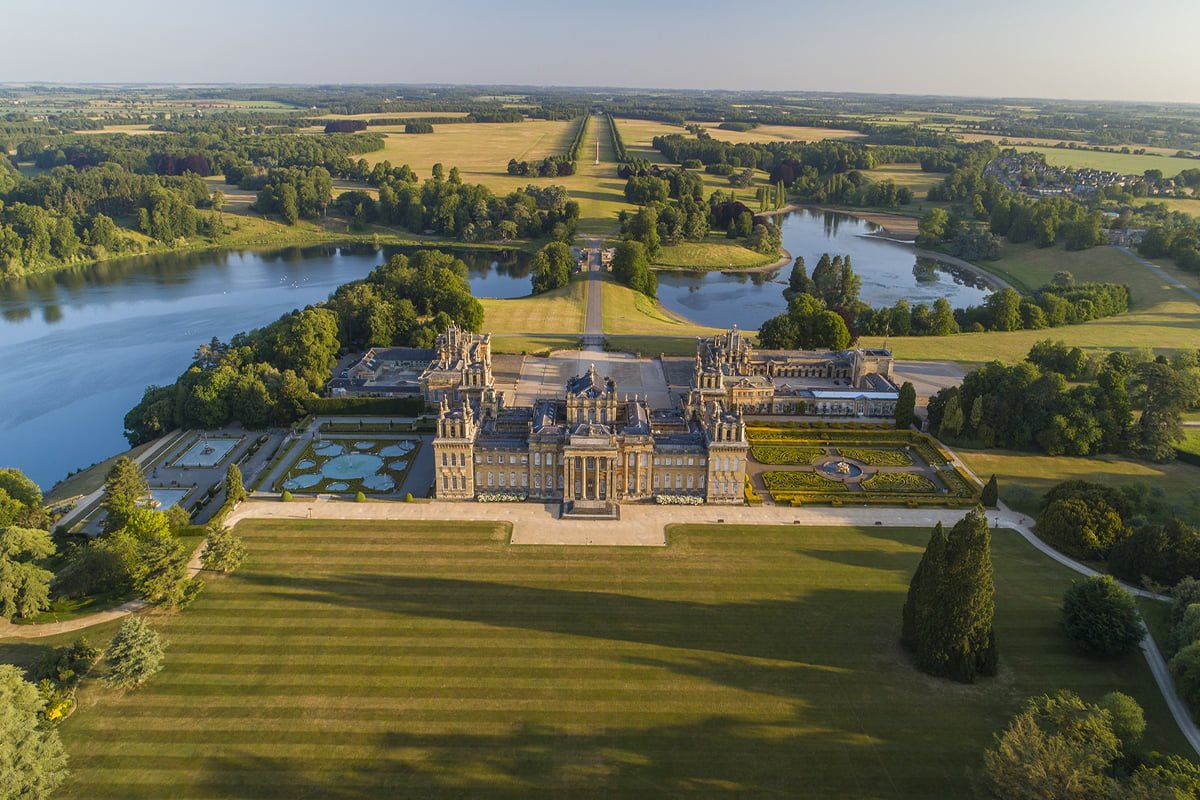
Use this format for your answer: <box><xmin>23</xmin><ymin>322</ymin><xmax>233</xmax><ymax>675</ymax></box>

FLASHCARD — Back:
<box><xmin>4</xmin><ymin>0</ymin><xmax>1199</xmax><ymax>103</ymax></box>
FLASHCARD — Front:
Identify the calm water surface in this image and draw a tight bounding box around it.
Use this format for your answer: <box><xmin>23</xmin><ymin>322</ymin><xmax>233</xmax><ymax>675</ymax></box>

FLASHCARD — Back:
<box><xmin>655</xmin><ymin>209</ymin><xmax>994</xmax><ymax>330</ymax></box>
<box><xmin>0</xmin><ymin>245</ymin><xmax>528</xmax><ymax>488</ymax></box>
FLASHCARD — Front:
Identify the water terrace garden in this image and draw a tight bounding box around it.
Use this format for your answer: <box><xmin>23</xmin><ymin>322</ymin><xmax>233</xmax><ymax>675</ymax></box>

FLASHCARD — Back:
<box><xmin>273</xmin><ymin>437</ymin><xmax>419</xmax><ymax>495</ymax></box>
<box><xmin>746</xmin><ymin>425</ymin><xmax>979</xmax><ymax>507</ymax></box>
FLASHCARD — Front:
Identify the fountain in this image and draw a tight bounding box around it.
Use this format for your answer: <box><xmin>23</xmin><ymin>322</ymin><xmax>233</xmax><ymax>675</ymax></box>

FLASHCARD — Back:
<box><xmin>817</xmin><ymin>458</ymin><xmax>863</xmax><ymax>479</ymax></box>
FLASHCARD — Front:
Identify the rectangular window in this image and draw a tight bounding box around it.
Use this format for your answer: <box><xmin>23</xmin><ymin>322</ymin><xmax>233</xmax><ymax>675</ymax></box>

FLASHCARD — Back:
<box><xmin>534</xmin><ymin>453</ymin><xmax>541</xmax><ymax>466</ymax></box>
<box><xmin>442</xmin><ymin>476</ymin><xmax>448</xmax><ymax>490</ymax></box>
<box><xmin>534</xmin><ymin>475</ymin><xmax>541</xmax><ymax>490</ymax></box>
<box><xmin>441</xmin><ymin>453</ymin><xmax>447</xmax><ymax>466</ymax></box>
<box><xmin>687</xmin><ymin>457</ymin><xmax>694</xmax><ymax>466</ymax></box>
<box><xmin>547</xmin><ymin>454</ymin><xmax>554</xmax><ymax>467</ymax></box>
<box><xmin>510</xmin><ymin>455</ymin><xmax>517</xmax><ymax>465</ymax></box>
<box><xmin>486</xmin><ymin>454</ymin><xmax>493</xmax><ymax>465</ymax></box>
<box><xmin>488</xmin><ymin>471</ymin><xmax>495</xmax><ymax>487</ymax></box>
<box><xmin>475</xmin><ymin>455</ymin><xmax>482</xmax><ymax>464</ymax></box>
<box><xmin>498</xmin><ymin>473</ymin><xmax>506</xmax><ymax>487</ymax></box>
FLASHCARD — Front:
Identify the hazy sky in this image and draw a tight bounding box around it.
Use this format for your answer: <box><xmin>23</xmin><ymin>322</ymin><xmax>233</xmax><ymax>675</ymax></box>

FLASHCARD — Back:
<box><xmin>4</xmin><ymin>0</ymin><xmax>1199</xmax><ymax>103</ymax></box>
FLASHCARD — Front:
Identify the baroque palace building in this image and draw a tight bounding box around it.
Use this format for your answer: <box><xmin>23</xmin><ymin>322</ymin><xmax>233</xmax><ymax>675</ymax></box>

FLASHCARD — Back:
<box><xmin>429</xmin><ymin>325</ymin><xmax>898</xmax><ymax>506</ymax></box>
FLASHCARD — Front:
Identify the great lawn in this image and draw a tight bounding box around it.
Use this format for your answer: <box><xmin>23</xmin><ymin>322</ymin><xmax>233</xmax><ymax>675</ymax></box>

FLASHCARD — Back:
<box><xmin>9</xmin><ymin>519</ymin><xmax>1189</xmax><ymax>799</ymax></box>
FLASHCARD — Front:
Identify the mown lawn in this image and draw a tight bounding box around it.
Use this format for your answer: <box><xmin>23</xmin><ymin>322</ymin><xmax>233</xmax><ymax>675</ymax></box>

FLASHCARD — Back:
<box><xmin>652</xmin><ymin>239</ymin><xmax>776</xmax><ymax>270</ymax></box>
<box><xmin>957</xmin><ymin>448</ymin><xmax>1200</xmax><ymax>526</ymax></box>
<box><xmin>481</xmin><ymin>276</ymin><xmax>587</xmax><ymax>335</ymax></box>
<box><xmin>10</xmin><ymin>519</ymin><xmax>1188</xmax><ymax>799</ymax></box>
<box><xmin>861</xmin><ymin>243</ymin><xmax>1200</xmax><ymax>362</ymax></box>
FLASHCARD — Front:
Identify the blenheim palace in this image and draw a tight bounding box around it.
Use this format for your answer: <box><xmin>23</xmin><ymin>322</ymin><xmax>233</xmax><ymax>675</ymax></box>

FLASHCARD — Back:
<box><xmin>428</xmin><ymin>326</ymin><xmax>900</xmax><ymax>508</ymax></box>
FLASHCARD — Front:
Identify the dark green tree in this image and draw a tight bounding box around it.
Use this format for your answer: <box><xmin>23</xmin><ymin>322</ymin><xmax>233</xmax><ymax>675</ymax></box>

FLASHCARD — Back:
<box><xmin>906</xmin><ymin>508</ymin><xmax>997</xmax><ymax>682</ymax></box>
<box><xmin>894</xmin><ymin>382</ymin><xmax>916</xmax><ymax>429</ymax></box>
<box><xmin>786</xmin><ymin>255</ymin><xmax>811</xmax><ymax>295</ymax></box>
<box><xmin>981</xmin><ymin>474</ymin><xmax>999</xmax><ymax>507</ymax></box>
<box><xmin>101</xmin><ymin>457</ymin><xmax>148</xmax><ymax>535</ymax></box>
<box><xmin>529</xmin><ymin>242</ymin><xmax>573</xmax><ymax>295</ymax></box>
<box><xmin>1061</xmin><ymin>576</ymin><xmax>1143</xmax><ymax>657</ymax></box>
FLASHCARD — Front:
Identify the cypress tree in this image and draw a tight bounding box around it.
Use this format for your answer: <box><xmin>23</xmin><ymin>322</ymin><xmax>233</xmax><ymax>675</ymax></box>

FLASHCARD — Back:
<box><xmin>908</xmin><ymin>509</ymin><xmax>997</xmax><ymax>683</ymax></box>
<box><xmin>894</xmin><ymin>382</ymin><xmax>917</xmax><ymax>429</ymax></box>
<box><xmin>901</xmin><ymin>522</ymin><xmax>947</xmax><ymax>652</ymax></box>
<box><xmin>982</xmin><ymin>474</ymin><xmax>999</xmax><ymax>507</ymax></box>
<box><xmin>787</xmin><ymin>256</ymin><xmax>811</xmax><ymax>295</ymax></box>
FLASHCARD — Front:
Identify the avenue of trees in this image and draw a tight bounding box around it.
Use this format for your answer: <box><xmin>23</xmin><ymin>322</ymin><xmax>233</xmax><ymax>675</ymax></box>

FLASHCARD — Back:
<box><xmin>124</xmin><ymin>250</ymin><xmax>484</xmax><ymax>442</ymax></box>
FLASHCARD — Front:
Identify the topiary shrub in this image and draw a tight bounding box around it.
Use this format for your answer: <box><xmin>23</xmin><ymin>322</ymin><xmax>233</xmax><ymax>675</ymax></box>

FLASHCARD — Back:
<box><xmin>281</xmin><ymin>491</ymin><xmax>293</xmax><ymax>502</ymax></box>
<box><xmin>1061</xmin><ymin>576</ymin><xmax>1143</xmax><ymax>657</ymax></box>
<box><xmin>355</xmin><ymin>491</ymin><xmax>366</xmax><ymax>503</ymax></box>
<box><xmin>404</xmin><ymin>493</ymin><xmax>414</xmax><ymax>503</ymax></box>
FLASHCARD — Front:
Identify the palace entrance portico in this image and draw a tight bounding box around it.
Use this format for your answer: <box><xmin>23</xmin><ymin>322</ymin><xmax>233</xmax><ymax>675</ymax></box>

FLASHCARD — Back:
<box><xmin>563</xmin><ymin>446</ymin><xmax>618</xmax><ymax>508</ymax></box>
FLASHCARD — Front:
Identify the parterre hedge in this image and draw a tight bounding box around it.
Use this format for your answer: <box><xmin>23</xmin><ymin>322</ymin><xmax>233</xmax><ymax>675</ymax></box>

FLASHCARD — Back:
<box><xmin>837</xmin><ymin>447</ymin><xmax>913</xmax><ymax>467</ymax></box>
<box><xmin>750</xmin><ymin>445</ymin><xmax>825</xmax><ymax>465</ymax></box>
<box><xmin>763</xmin><ymin>471</ymin><xmax>850</xmax><ymax>493</ymax></box>
<box><xmin>860</xmin><ymin>472</ymin><xmax>937</xmax><ymax>494</ymax></box>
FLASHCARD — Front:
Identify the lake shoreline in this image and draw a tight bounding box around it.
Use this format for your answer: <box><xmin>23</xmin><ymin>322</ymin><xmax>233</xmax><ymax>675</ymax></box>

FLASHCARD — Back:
<box><xmin>1</xmin><ymin>226</ymin><xmax>529</xmax><ymax>286</ymax></box>
<box><xmin>755</xmin><ymin>204</ymin><xmax>1010</xmax><ymax>291</ymax></box>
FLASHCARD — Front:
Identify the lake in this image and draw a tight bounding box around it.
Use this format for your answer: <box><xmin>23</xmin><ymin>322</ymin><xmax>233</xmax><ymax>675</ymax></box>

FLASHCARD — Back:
<box><xmin>655</xmin><ymin>209</ymin><xmax>995</xmax><ymax>330</ymax></box>
<box><xmin>0</xmin><ymin>245</ymin><xmax>529</xmax><ymax>489</ymax></box>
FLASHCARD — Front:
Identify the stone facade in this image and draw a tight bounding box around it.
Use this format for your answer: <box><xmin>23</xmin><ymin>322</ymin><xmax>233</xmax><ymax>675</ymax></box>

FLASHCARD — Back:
<box><xmin>688</xmin><ymin>328</ymin><xmax>900</xmax><ymax>418</ymax></box>
<box><xmin>433</xmin><ymin>362</ymin><xmax>749</xmax><ymax>506</ymax></box>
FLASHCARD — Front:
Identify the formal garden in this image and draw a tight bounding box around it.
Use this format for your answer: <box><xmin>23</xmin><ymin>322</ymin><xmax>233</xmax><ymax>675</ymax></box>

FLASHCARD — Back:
<box><xmin>272</xmin><ymin>437</ymin><xmax>419</xmax><ymax>495</ymax></box>
<box><xmin>747</xmin><ymin>425</ymin><xmax>978</xmax><ymax>507</ymax></box>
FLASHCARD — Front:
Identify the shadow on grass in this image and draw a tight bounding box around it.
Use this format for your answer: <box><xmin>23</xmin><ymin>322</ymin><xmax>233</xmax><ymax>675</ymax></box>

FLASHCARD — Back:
<box><xmin>235</xmin><ymin>570</ymin><xmax>905</xmax><ymax>669</ymax></box>
<box><xmin>194</xmin><ymin>714</ymin><xmax>893</xmax><ymax>800</ymax></box>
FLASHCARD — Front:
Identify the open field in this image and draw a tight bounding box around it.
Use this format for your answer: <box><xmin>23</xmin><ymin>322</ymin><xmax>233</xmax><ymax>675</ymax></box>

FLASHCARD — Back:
<box><xmin>15</xmin><ymin>518</ymin><xmax>1185</xmax><ymax>799</ymax></box>
<box><xmin>601</xmin><ymin>279</ymin><xmax>722</xmax><ymax>337</ymax></box>
<box><xmin>1136</xmin><ymin>197</ymin><xmax>1200</xmax><ymax>221</ymax></box>
<box><xmin>481</xmin><ymin>276</ymin><xmax>587</xmax><ymax>335</ymax></box>
<box><xmin>612</xmin><ymin>117</ymin><xmax>775</xmax><ymax>200</ymax></box>
<box><xmin>686</xmin><ymin>123</ymin><xmax>865</xmax><ymax>145</ymax></box>
<box><xmin>861</xmin><ymin>244</ymin><xmax>1200</xmax><ymax>362</ymax></box>
<box><xmin>956</xmin><ymin>132</ymin><xmax>1189</xmax><ymax>158</ymax></box>
<box><xmin>75</xmin><ymin>124</ymin><xmax>164</xmax><ymax>136</ymax></box>
<box><xmin>315</xmin><ymin>112</ymin><xmax>471</xmax><ymax>120</ymax></box>
<box><xmin>957</xmin><ymin>449</ymin><xmax>1200</xmax><ymax>526</ymax></box>
<box><xmin>652</xmin><ymin>238</ymin><xmax>776</xmax><ymax>270</ymax></box>
<box><xmin>864</xmin><ymin>163</ymin><xmax>943</xmax><ymax>197</ymax></box>
<box><xmin>348</xmin><ymin>119</ymin><xmax>575</xmax><ymax>182</ymax></box>
<box><xmin>1008</xmin><ymin>145</ymin><xmax>1197</xmax><ymax>177</ymax></box>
